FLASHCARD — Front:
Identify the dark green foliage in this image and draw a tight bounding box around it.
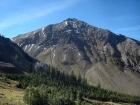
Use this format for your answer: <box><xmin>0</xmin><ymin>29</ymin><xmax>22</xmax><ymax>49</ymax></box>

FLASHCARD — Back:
<box><xmin>24</xmin><ymin>64</ymin><xmax>33</xmax><ymax>73</ymax></box>
<box><xmin>5</xmin><ymin>66</ymin><xmax>140</xmax><ymax>105</ymax></box>
<box><xmin>134</xmin><ymin>55</ymin><xmax>140</xmax><ymax>63</ymax></box>
<box><xmin>111</xmin><ymin>58</ymin><xmax>121</xmax><ymax>66</ymax></box>
<box><xmin>92</xmin><ymin>102</ymin><xmax>102</xmax><ymax>105</ymax></box>
<box><xmin>136</xmin><ymin>56</ymin><xmax>140</xmax><ymax>62</ymax></box>
<box><xmin>23</xmin><ymin>87</ymin><xmax>48</xmax><ymax>105</ymax></box>
<box><xmin>5</xmin><ymin>74</ymin><xmax>30</xmax><ymax>88</ymax></box>
<box><xmin>2</xmin><ymin>77</ymin><xmax>10</xmax><ymax>84</ymax></box>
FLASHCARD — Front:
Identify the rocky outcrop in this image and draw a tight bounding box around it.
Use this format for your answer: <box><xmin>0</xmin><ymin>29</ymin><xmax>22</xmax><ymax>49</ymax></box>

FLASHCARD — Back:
<box><xmin>12</xmin><ymin>18</ymin><xmax>140</xmax><ymax>95</ymax></box>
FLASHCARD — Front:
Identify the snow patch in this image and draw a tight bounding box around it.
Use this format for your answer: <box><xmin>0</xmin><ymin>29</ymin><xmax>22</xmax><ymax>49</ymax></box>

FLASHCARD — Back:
<box><xmin>42</xmin><ymin>28</ymin><xmax>45</xmax><ymax>37</ymax></box>
<box><xmin>78</xmin><ymin>52</ymin><xmax>81</xmax><ymax>56</ymax></box>
<box><xmin>63</xmin><ymin>54</ymin><xmax>66</xmax><ymax>61</ymax></box>
<box><xmin>42</xmin><ymin>27</ymin><xmax>44</xmax><ymax>31</ymax></box>
<box><xmin>66</xmin><ymin>29</ymin><xmax>72</xmax><ymax>32</ymax></box>
<box><xmin>65</xmin><ymin>21</ymin><xmax>68</xmax><ymax>25</ymax></box>
<box><xmin>28</xmin><ymin>44</ymin><xmax>34</xmax><ymax>52</ymax></box>
<box><xmin>51</xmin><ymin>46</ymin><xmax>56</xmax><ymax>64</ymax></box>
<box><xmin>73</xmin><ymin>22</ymin><xmax>77</xmax><ymax>28</ymax></box>
<box><xmin>11</xmin><ymin>38</ymin><xmax>16</xmax><ymax>41</ymax></box>
<box><xmin>20</xmin><ymin>43</ymin><xmax>24</xmax><ymax>46</ymax></box>
<box><xmin>33</xmin><ymin>30</ymin><xmax>39</xmax><ymax>34</ymax></box>
<box><xmin>24</xmin><ymin>45</ymin><xmax>28</xmax><ymax>50</ymax></box>
<box><xmin>37</xmin><ymin>46</ymin><xmax>40</xmax><ymax>49</ymax></box>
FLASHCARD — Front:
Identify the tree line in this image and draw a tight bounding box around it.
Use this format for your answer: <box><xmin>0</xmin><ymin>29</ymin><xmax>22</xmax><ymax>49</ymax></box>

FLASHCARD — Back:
<box><xmin>4</xmin><ymin>66</ymin><xmax>140</xmax><ymax>105</ymax></box>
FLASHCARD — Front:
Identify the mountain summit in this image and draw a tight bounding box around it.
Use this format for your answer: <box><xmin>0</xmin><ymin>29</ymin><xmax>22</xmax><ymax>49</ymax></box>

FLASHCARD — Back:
<box><xmin>12</xmin><ymin>18</ymin><xmax>140</xmax><ymax>95</ymax></box>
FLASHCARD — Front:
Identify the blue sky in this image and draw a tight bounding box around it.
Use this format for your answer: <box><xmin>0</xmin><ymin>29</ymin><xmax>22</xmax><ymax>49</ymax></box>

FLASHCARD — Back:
<box><xmin>0</xmin><ymin>0</ymin><xmax>140</xmax><ymax>40</ymax></box>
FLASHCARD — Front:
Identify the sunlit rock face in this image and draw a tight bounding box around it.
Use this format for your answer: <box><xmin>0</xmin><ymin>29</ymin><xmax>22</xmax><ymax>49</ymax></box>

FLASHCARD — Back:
<box><xmin>12</xmin><ymin>18</ymin><xmax>140</xmax><ymax>95</ymax></box>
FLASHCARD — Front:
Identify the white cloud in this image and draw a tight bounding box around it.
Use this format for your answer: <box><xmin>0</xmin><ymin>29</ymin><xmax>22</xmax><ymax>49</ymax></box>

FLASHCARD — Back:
<box><xmin>0</xmin><ymin>0</ymin><xmax>80</xmax><ymax>30</ymax></box>
<box><xmin>116</xmin><ymin>25</ymin><xmax>140</xmax><ymax>32</ymax></box>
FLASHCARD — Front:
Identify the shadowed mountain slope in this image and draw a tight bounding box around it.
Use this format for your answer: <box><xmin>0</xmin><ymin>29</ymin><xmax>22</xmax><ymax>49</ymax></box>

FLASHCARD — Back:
<box><xmin>0</xmin><ymin>35</ymin><xmax>47</xmax><ymax>74</ymax></box>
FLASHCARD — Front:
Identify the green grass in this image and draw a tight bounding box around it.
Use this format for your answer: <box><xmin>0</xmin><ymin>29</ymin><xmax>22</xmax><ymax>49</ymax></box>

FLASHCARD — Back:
<box><xmin>0</xmin><ymin>76</ymin><xmax>25</xmax><ymax>105</ymax></box>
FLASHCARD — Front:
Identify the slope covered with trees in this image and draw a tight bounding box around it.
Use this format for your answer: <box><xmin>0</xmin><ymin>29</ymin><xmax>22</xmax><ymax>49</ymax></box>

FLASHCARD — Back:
<box><xmin>4</xmin><ymin>66</ymin><xmax>140</xmax><ymax>105</ymax></box>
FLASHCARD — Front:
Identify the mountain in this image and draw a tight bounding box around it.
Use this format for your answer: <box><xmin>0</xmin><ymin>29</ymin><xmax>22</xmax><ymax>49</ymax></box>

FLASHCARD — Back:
<box><xmin>12</xmin><ymin>18</ymin><xmax>140</xmax><ymax>95</ymax></box>
<box><xmin>0</xmin><ymin>35</ymin><xmax>47</xmax><ymax>74</ymax></box>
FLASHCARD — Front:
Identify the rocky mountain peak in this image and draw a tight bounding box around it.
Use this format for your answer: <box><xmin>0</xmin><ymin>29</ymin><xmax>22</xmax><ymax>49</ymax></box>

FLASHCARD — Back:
<box><xmin>62</xmin><ymin>18</ymin><xmax>86</xmax><ymax>27</ymax></box>
<box><xmin>12</xmin><ymin>18</ymin><xmax>140</xmax><ymax>95</ymax></box>
<box><xmin>12</xmin><ymin>19</ymin><xmax>140</xmax><ymax>69</ymax></box>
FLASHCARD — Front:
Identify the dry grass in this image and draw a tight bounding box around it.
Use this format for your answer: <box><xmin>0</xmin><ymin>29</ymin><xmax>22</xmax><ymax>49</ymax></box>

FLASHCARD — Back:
<box><xmin>0</xmin><ymin>77</ymin><xmax>25</xmax><ymax>105</ymax></box>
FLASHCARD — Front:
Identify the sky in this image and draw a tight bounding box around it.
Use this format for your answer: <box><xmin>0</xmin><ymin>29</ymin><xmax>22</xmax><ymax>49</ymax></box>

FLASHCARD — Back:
<box><xmin>0</xmin><ymin>0</ymin><xmax>140</xmax><ymax>40</ymax></box>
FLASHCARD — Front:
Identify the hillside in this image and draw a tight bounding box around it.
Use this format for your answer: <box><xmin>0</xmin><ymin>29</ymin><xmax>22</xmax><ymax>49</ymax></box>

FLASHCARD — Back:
<box><xmin>12</xmin><ymin>18</ymin><xmax>140</xmax><ymax>95</ymax></box>
<box><xmin>1</xmin><ymin>70</ymin><xmax>140</xmax><ymax>105</ymax></box>
<box><xmin>0</xmin><ymin>35</ymin><xmax>47</xmax><ymax>74</ymax></box>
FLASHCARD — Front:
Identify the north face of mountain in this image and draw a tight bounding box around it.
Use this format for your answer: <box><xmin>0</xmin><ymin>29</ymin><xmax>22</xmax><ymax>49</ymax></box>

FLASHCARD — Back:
<box><xmin>0</xmin><ymin>35</ymin><xmax>47</xmax><ymax>74</ymax></box>
<box><xmin>12</xmin><ymin>18</ymin><xmax>140</xmax><ymax>95</ymax></box>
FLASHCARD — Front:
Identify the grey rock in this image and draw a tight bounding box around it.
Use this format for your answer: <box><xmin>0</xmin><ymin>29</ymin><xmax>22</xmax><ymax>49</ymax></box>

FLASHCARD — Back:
<box><xmin>12</xmin><ymin>18</ymin><xmax>140</xmax><ymax>95</ymax></box>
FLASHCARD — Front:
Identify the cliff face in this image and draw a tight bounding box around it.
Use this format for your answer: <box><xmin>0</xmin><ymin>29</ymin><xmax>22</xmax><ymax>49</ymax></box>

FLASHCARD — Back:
<box><xmin>12</xmin><ymin>18</ymin><xmax>140</xmax><ymax>95</ymax></box>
